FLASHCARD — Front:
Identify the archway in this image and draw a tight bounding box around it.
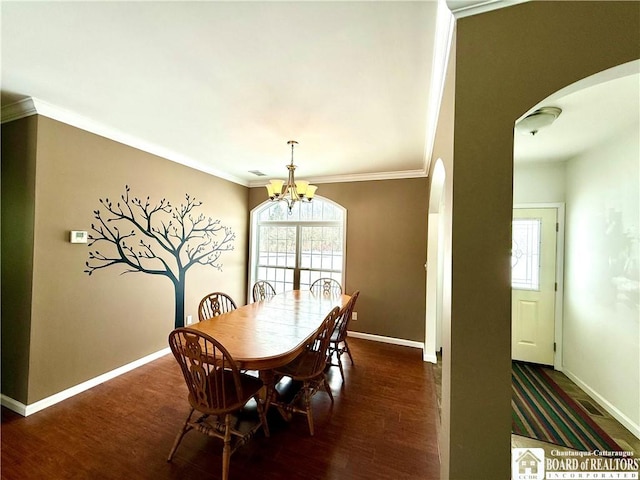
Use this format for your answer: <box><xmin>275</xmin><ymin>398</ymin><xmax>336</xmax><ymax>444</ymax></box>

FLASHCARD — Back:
<box><xmin>425</xmin><ymin>158</ymin><xmax>446</xmax><ymax>362</ymax></box>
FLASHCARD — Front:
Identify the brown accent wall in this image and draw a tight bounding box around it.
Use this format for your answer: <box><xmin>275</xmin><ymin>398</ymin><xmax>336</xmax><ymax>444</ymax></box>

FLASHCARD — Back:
<box><xmin>250</xmin><ymin>178</ymin><xmax>429</xmax><ymax>342</ymax></box>
<box><xmin>1</xmin><ymin>116</ymin><xmax>38</xmax><ymax>403</ymax></box>
<box><xmin>2</xmin><ymin>116</ymin><xmax>249</xmax><ymax>404</ymax></box>
<box><xmin>440</xmin><ymin>2</ymin><xmax>640</xmax><ymax>478</ymax></box>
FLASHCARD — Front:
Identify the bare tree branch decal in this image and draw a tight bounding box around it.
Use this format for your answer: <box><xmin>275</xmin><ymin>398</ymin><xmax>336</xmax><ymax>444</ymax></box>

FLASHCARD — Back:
<box><xmin>85</xmin><ymin>185</ymin><xmax>236</xmax><ymax>328</ymax></box>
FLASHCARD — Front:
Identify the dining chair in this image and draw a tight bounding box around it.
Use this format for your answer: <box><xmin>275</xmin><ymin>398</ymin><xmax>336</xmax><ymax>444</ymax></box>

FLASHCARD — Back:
<box><xmin>167</xmin><ymin>328</ymin><xmax>269</xmax><ymax>480</ymax></box>
<box><xmin>328</xmin><ymin>290</ymin><xmax>360</xmax><ymax>381</ymax></box>
<box><xmin>309</xmin><ymin>277</ymin><xmax>342</xmax><ymax>296</ymax></box>
<box><xmin>271</xmin><ymin>306</ymin><xmax>340</xmax><ymax>436</ymax></box>
<box><xmin>198</xmin><ymin>292</ymin><xmax>237</xmax><ymax>321</ymax></box>
<box><xmin>252</xmin><ymin>280</ymin><xmax>276</xmax><ymax>302</ymax></box>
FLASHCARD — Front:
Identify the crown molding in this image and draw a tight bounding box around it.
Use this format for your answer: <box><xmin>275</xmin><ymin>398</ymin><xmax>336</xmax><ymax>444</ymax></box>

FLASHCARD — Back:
<box><xmin>1</xmin><ymin>97</ymin><xmax>38</xmax><ymax>123</ymax></box>
<box><xmin>447</xmin><ymin>0</ymin><xmax>529</xmax><ymax>19</ymax></box>
<box><xmin>423</xmin><ymin>0</ymin><xmax>455</xmax><ymax>176</ymax></box>
<box><xmin>3</xmin><ymin>97</ymin><xmax>430</xmax><ymax>188</ymax></box>
<box><xmin>248</xmin><ymin>168</ymin><xmax>427</xmax><ymax>188</ymax></box>
<box><xmin>1</xmin><ymin>97</ymin><xmax>249</xmax><ymax>187</ymax></box>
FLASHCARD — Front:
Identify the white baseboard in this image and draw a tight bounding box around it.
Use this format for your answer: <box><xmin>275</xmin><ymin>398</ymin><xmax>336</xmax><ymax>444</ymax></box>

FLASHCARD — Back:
<box><xmin>423</xmin><ymin>352</ymin><xmax>438</xmax><ymax>364</ymax></box>
<box><xmin>347</xmin><ymin>330</ymin><xmax>424</xmax><ymax>350</ymax></box>
<box><xmin>0</xmin><ymin>395</ymin><xmax>28</xmax><ymax>416</ymax></box>
<box><xmin>1</xmin><ymin>347</ymin><xmax>171</xmax><ymax>417</ymax></box>
<box><xmin>562</xmin><ymin>367</ymin><xmax>640</xmax><ymax>440</ymax></box>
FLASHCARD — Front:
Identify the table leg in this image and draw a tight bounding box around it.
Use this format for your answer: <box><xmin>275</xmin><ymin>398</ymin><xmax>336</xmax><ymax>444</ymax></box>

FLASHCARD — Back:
<box><xmin>259</xmin><ymin>369</ymin><xmax>276</xmax><ymax>412</ymax></box>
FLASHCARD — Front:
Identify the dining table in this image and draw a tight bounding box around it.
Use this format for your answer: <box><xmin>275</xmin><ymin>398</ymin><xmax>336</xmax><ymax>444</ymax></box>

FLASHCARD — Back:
<box><xmin>187</xmin><ymin>289</ymin><xmax>350</xmax><ymax>372</ymax></box>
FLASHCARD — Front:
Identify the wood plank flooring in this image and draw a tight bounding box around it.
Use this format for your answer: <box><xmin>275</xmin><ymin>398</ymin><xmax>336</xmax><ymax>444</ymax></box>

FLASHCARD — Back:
<box><xmin>1</xmin><ymin>338</ymin><xmax>441</xmax><ymax>480</ymax></box>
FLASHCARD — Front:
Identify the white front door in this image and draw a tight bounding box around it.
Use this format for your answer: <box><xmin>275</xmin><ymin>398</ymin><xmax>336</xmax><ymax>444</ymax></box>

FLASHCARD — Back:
<box><xmin>511</xmin><ymin>208</ymin><xmax>558</xmax><ymax>365</ymax></box>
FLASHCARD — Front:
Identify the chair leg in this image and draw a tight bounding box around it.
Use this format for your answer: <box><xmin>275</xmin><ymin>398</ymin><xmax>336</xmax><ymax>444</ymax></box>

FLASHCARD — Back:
<box><xmin>167</xmin><ymin>408</ymin><xmax>194</xmax><ymax>461</ymax></box>
<box><xmin>344</xmin><ymin>339</ymin><xmax>355</xmax><ymax>365</ymax></box>
<box><xmin>329</xmin><ymin>344</ymin><xmax>337</xmax><ymax>362</ymax></box>
<box><xmin>337</xmin><ymin>352</ymin><xmax>345</xmax><ymax>380</ymax></box>
<box><xmin>323</xmin><ymin>374</ymin><xmax>334</xmax><ymax>403</ymax></box>
<box><xmin>221</xmin><ymin>414</ymin><xmax>232</xmax><ymax>480</ymax></box>
<box><xmin>254</xmin><ymin>394</ymin><xmax>270</xmax><ymax>438</ymax></box>
<box><xmin>303</xmin><ymin>384</ymin><xmax>314</xmax><ymax>436</ymax></box>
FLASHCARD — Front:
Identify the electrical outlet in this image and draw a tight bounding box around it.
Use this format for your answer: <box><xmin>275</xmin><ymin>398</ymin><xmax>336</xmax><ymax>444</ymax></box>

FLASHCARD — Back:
<box><xmin>352</xmin><ymin>312</ymin><xmax>357</xmax><ymax>321</ymax></box>
<box><xmin>186</xmin><ymin>315</ymin><xmax>193</xmax><ymax>325</ymax></box>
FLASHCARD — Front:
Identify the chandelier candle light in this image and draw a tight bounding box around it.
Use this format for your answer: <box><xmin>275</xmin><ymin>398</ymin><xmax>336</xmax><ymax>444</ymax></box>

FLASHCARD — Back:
<box><xmin>265</xmin><ymin>140</ymin><xmax>318</xmax><ymax>213</ymax></box>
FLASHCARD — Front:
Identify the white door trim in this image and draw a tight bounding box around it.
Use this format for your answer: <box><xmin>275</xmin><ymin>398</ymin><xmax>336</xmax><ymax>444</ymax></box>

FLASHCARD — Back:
<box><xmin>514</xmin><ymin>202</ymin><xmax>565</xmax><ymax>371</ymax></box>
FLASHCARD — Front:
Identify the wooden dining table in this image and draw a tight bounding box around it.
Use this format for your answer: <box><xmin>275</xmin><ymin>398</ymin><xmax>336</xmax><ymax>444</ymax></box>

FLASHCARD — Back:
<box><xmin>187</xmin><ymin>289</ymin><xmax>350</xmax><ymax>372</ymax></box>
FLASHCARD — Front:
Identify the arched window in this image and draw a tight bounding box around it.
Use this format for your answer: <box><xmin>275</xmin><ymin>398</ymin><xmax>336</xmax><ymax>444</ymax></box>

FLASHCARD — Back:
<box><xmin>248</xmin><ymin>196</ymin><xmax>346</xmax><ymax>299</ymax></box>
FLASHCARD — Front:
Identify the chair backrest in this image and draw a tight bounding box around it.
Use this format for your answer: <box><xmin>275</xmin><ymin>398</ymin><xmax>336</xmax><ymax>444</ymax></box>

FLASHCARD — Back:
<box><xmin>168</xmin><ymin>328</ymin><xmax>244</xmax><ymax>413</ymax></box>
<box><xmin>310</xmin><ymin>278</ymin><xmax>342</xmax><ymax>296</ymax></box>
<box><xmin>302</xmin><ymin>306</ymin><xmax>340</xmax><ymax>378</ymax></box>
<box><xmin>252</xmin><ymin>281</ymin><xmax>276</xmax><ymax>302</ymax></box>
<box><xmin>334</xmin><ymin>290</ymin><xmax>360</xmax><ymax>342</ymax></box>
<box><xmin>198</xmin><ymin>292</ymin><xmax>237</xmax><ymax>321</ymax></box>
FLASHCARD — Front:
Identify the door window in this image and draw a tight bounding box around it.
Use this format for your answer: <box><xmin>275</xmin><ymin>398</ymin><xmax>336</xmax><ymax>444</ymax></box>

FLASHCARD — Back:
<box><xmin>512</xmin><ymin>218</ymin><xmax>541</xmax><ymax>290</ymax></box>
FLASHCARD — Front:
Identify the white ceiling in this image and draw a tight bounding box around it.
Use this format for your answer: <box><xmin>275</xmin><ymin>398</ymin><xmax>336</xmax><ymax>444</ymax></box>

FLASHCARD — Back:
<box><xmin>2</xmin><ymin>1</ymin><xmax>638</xmax><ymax>186</ymax></box>
<box><xmin>515</xmin><ymin>65</ymin><xmax>639</xmax><ymax>164</ymax></box>
<box><xmin>1</xmin><ymin>1</ymin><xmax>439</xmax><ymax>185</ymax></box>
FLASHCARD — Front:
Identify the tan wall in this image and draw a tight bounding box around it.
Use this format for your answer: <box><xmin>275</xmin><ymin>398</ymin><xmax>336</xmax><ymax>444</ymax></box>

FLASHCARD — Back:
<box><xmin>441</xmin><ymin>2</ymin><xmax>640</xmax><ymax>479</ymax></box>
<box><xmin>2</xmin><ymin>116</ymin><xmax>249</xmax><ymax>404</ymax></box>
<box><xmin>1</xmin><ymin>116</ymin><xmax>39</xmax><ymax>403</ymax></box>
<box><xmin>250</xmin><ymin>178</ymin><xmax>429</xmax><ymax>342</ymax></box>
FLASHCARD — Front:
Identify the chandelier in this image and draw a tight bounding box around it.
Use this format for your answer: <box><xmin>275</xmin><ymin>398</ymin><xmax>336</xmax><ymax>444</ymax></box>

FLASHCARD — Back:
<box><xmin>265</xmin><ymin>140</ymin><xmax>318</xmax><ymax>213</ymax></box>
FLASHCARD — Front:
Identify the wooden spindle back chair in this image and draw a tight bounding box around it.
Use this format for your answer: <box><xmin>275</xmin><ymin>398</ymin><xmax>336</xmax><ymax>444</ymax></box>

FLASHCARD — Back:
<box><xmin>272</xmin><ymin>306</ymin><xmax>340</xmax><ymax>435</ymax></box>
<box><xmin>198</xmin><ymin>292</ymin><xmax>237</xmax><ymax>321</ymax></box>
<box><xmin>309</xmin><ymin>277</ymin><xmax>342</xmax><ymax>296</ymax></box>
<box><xmin>252</xmin><ymin>280</ymin><xmax>276</xmax><ymax>302</ymax></box>
<box><xmin>329</xmin><ymin>290</ymin><xmax>360</xmax><ymax>380</ymax></box>
<box><xmin>167</xmin><ymin>328</ymin><xmax>269</xmax><ymax>480</ymax></box>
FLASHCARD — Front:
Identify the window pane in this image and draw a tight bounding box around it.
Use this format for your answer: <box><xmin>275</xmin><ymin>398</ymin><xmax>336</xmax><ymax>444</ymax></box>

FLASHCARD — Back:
<box><xmin>299</xmin><ymin>201</ymin><xmax>313</xmax><ymax>221</ymax></box>
<box><xmin>300</xmin><ymin>269</ymin><xmax>311</xmax><ymax>287</ymax></box>
<box><xmin>300</xmin><ymin>225</ymin><xmax>343</xmax><ymax>271</ymax></box>
<box><xmin>512</xmin><ymin>218</ymin><xmax>541</xmax><ymax>290</ymax></box>
<box><xmin>259</xmin><ymin>202</ymin><xmax>292</xmax><ymax>221</ymax></box>
<box><xmin>259</xmin><ymin>199</ymin><xmax>343</xmax><ymax>223</ymax></box>
<box><xmin>255</xmin><ymin>267</ymin><xmax>293</xmax><ymax>294</ymax></box>
<box><xmin>258</xmin><ymin>225</ymin><xmax>295</xmax><ymax>267</ymax></box>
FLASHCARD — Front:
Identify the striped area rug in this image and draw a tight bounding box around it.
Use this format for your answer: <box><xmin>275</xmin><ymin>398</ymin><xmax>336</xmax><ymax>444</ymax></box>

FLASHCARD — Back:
<box><xmin>512</xmin><ymin>361</ymin><xmax>621</xmax><ymax>451</ymax></box>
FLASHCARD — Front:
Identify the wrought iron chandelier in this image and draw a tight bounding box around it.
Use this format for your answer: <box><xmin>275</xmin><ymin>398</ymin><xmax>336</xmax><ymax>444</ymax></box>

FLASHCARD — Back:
<box><xmin>265</xmin><ymin>140</ymin><xmax>318</xmax><ymax>213</ymax></box>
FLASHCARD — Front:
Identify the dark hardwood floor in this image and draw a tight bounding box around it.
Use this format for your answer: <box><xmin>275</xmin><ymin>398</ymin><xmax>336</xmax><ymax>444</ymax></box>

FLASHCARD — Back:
<box><xmin>1</xmin><ymin>338</ymin><xmax>440</xmax><ymax>480</ymax></box>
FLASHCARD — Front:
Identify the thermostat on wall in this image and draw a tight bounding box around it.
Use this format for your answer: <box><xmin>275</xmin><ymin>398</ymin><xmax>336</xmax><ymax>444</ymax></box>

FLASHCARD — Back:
<box><xmin>70</xmin><ymin>231</ymin><xmax>88</xmax><ymax>244</ymax></box>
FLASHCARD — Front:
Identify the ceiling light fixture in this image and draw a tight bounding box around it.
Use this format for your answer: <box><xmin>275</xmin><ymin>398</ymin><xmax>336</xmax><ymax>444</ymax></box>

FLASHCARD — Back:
<box><xmin>516</xmin><ymin>106</ymin><xmax>562</xmax><ymax>136</ymax></box>
<box><xmin>265</xmin><ymin>140</ymin><xmax>318</xmax><ymax>213</ymax></box>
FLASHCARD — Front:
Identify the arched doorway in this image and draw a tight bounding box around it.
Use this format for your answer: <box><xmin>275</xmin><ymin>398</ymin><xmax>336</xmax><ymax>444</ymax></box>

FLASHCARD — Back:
<box><xmin>512</xmin><ymin>59</ymin><xmax>640</xmax><ymax>436</ymax></box>
<box><xmin>425</xmin><ymin>158</ymin><xmax>446</xmax><ymax>362</ymax></box>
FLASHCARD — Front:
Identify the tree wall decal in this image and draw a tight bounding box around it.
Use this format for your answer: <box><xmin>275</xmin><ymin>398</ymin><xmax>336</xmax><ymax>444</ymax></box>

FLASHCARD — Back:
<box><xmin>85</xmin><ymin>185</ymin><xmax>236</xmax><ymax>328</ymax></box>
